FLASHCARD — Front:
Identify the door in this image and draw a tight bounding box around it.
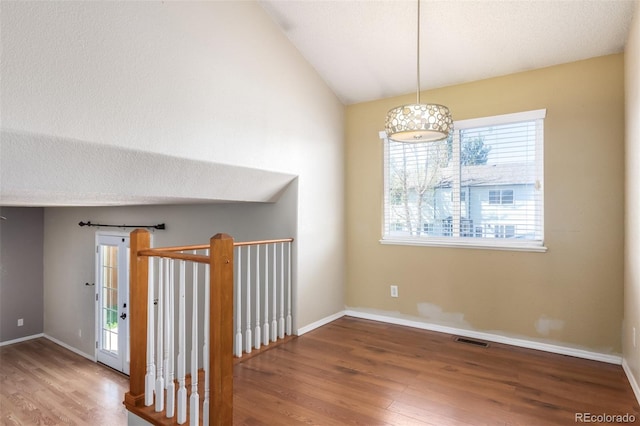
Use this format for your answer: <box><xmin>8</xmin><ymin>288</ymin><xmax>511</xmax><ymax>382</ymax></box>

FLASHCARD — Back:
<box><xmin>96</xmin><ymin>234</ymin><xmax>130</xmax><ymax>374</ymax></box>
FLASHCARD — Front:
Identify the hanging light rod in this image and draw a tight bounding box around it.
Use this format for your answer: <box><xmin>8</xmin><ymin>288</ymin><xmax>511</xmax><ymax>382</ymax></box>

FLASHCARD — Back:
<box><xmin>78</xmin><ymin>221</ymin><xmax>166</xmax><ymax>230</ymax></box>
<box><xmin>384</xmin><ymin>0</ymin><xmax>453</xmax><ymax>143</ymax></box>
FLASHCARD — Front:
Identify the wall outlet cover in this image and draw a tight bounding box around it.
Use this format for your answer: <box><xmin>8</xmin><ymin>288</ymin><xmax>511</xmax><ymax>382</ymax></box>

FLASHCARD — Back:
<box><xmin>390</xmin><ymin>285</ymin><xmax>399</xmax><ymax>298</ymax></box>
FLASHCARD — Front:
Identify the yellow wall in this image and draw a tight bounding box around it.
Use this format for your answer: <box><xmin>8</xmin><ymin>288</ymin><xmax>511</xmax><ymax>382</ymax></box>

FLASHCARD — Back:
<box><xmin>345</xmin><ymin>54</ymin><xmax>625</xmax><ymax>354</ymax></box>
<box><xmin>624</xmin><ymin>2</ymin><xmax>640</xmax><ymax>395</ymax></box>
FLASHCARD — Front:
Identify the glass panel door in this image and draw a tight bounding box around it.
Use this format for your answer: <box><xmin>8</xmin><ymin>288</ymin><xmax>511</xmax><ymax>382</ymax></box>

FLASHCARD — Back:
<box><xmin>96</xmin><ymin>234</ymin><xmax>129</xmax><ymax>374</ymax></box>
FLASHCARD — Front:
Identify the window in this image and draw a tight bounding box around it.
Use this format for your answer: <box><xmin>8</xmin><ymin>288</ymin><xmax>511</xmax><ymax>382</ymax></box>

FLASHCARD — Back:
<box><xmin>382</xmin><ymin>109</ymin><xmax>545</xmax><ymax>251</ymax></box>
<box><xmin>489</xmin><ymin>189</ymin><xmax>514</xmax><ymax>205</ymax></box>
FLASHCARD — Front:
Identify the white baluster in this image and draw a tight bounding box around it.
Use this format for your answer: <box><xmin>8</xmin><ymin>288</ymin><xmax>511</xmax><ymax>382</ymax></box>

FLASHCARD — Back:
<box><xmin>235</xmin><ymin>247</ymin><xmax>243</xmax><ymax>357</ymax></box>
<box><xmin>254</xmin><ymin>245</ymin><xmax>261</xmax><ymax>350</ymax></box>
<box><xmin>155</xmin><ymin>258</ymin><xmax>165</xmax><ymax>412</ymax></box>
<box><xmin>263</xmin><ymin>244</ymin><xmax>270</xmax><ymax>346</ymax></box>
<box><xmin>189</xmin><ymin>253</ymin><xmax>199</xmax><ymax>426</ymax></box>
<box><xmin>202</xmin><ymin>250</ymin><xmax>210</xmax><ymax>426</ymax></box>
<box><xmin>271</xmin><ymin>244</ymin><xmax>277</xmax><ymax>343</ymax></box>
<box><xmin>279</xmin><ymin>243</ymin><xmax>285</xmax><ymax>339</ymax></box>
<box><xmin>286</xmin><ymin>242</ymin><xmax>292</xmax><ymax>336</ymax></box>
<box><xmin>166</xmin><ymin>259</ymin><xmax>175</xmax><ymax>418</ymax></box>
<box><xmin>145</xmin><ymin>257</ymin><xmax>156</xmax><ymax>406</ymax></box>
<box><xmin>246</xmin><ymin>246</ymin><xmax>252</xmax><ymax>354</ymax></box>
<box><xmin>177</xmin><ymin>260</ymin><xmax>187</xmax><ymax>424</ymax></box>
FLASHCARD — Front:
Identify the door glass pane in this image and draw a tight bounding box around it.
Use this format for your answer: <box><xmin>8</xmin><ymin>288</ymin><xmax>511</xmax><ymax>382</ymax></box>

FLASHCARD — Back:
<box><xmin>101</xmin><ymin>245</ymin><xmax>119</xmax><ymax>353</ymax></box>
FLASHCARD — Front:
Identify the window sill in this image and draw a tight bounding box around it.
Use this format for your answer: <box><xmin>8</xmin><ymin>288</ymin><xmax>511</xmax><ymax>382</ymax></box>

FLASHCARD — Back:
<box><xmin>379</xmin><ymin>237</ymin><xmax>548</xmax><ymax>253</ymax></box>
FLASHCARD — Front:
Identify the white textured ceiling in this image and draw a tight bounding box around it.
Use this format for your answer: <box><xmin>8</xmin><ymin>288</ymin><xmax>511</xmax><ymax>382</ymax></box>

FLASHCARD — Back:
<box><xmin>259</xmin><ymin>0</ymin><xmax>637</xmax><ymax>105</ymax></box>
<box><xmin>0</xmin><ymin>130</ymin><xmax>296</xmax><ymax>207</ymax></box>
<box><xmin>1</xmin><ymin>1</ymin><xmax>635</xmax><ymax>208</ymax></box>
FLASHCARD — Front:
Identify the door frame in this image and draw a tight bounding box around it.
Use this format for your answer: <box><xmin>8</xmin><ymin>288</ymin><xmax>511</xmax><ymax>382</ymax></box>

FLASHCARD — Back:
<box><xmin>94</xmin><ymin>230</ymin><xmax>138</xmax><ymax>374</ymax></box>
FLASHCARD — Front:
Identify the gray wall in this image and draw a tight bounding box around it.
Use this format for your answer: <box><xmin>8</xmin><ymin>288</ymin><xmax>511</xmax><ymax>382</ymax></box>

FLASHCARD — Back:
<box><xmin>43</xmin><ymin>183</ymin><xmax>297</xmax><ymax>357</ymax></box>
<box><xmin>0</xmin><ymin>207</ymin><xmax>44</xmax><ymax>343</ymax></box>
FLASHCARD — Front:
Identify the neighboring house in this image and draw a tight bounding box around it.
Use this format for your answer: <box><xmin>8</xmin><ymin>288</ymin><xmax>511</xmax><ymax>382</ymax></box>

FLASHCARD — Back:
<box><xmin>389</xmin><ymin>162</ymin><xmax>540</xmax><ymax>240</ymax></box>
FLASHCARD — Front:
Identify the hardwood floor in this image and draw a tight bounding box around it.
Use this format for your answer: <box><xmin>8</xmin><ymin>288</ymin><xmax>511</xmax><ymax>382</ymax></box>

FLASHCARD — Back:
<box><xmin>0</xmin><ymin>338</ymin><xmax>129</xmax><ymax>425</ymax></box>
<box><xmin>234</xmin><ymin>317</ymin><xmax>640</xmax><ymax>425</ymax></box>
<box><xmin>2</xmin><ymin>317</ymin><xmax>639</xmax><ymax>425</ymax></box>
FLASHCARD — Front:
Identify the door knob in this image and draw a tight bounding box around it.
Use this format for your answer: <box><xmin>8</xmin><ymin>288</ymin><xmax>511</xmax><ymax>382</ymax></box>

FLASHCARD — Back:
<box><xmin>120</xmin><ymin>313</ymin><xmax>127</xmax><ymax>320</ymax></box>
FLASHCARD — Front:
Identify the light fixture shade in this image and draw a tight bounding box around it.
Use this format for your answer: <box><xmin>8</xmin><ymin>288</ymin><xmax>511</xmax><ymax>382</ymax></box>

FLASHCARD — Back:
<box><xmin>385</xmin><ymin>103</ymin><xmax>453</xmax><ymax>143</ymax></box>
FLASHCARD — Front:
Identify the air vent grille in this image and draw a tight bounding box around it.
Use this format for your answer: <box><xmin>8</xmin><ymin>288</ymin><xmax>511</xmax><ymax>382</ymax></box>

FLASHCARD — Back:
<box><xmin>453</xmin><ymin>336</ymin><xmax>490</xmax><ymax>348</ymax></box>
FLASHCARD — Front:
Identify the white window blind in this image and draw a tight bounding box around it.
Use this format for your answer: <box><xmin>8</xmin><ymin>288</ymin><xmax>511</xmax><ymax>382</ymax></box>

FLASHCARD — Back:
<box><xmin>382</xmin><ymin>109</ymin><xmax>545</xmax><ymax>251</ymax></box>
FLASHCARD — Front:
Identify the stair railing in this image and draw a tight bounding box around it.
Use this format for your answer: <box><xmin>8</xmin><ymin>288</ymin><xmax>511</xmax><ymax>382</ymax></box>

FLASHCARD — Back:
<box><xmin>123</xmin><ymin>230</ymin><xmax>294</xmax><ymax>426</ymax></box>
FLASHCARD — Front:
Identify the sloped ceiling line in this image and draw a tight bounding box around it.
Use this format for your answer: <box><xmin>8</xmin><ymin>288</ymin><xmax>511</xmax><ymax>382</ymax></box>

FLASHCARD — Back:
<box><xmin>0</xmin><ymin>130</ymin><xmax>297</xmax><ymax>207</ymax></box>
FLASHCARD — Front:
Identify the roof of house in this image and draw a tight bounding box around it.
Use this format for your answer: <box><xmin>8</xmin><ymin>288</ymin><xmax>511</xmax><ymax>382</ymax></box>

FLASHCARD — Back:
<box><xmin>436</xmin><ymin>162</ymin><xmax>536</xmax><ymax>188</ymax></box>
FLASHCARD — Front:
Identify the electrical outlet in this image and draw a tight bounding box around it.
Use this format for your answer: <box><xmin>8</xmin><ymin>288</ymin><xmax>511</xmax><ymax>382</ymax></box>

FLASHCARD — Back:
<box><xmin>17</xmin><ymin>318</ymin><xmax>23</xmax><ymax>327</ymax></box>
<box><xmin>390</xmin><ymin>285</ymin><xmax>399</xmax><ymax>298</ymax></box>
<box><xmin>78</xmin><ymin>329</ymin><xmax>82</xmax><ymax>338</ymax></box>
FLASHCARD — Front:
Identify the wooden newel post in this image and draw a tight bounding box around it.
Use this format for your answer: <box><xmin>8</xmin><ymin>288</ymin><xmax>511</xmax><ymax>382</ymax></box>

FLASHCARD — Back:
<box><xmin>209</xmin><ymin>233</ymin><xmax>234</xmax><ymax>425</ymax></box>
<box><xmin>124</xmin><ymin>229</ymin><xmax>150</xmax><ymax>408</ymax></box>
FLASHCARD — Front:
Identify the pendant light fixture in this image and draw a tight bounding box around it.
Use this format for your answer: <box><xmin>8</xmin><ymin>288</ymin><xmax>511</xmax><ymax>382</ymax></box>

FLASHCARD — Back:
<box><xmin>385</xmin><ymin>0</ymin><xmax>453</xmax><ymax>143</ymax></box>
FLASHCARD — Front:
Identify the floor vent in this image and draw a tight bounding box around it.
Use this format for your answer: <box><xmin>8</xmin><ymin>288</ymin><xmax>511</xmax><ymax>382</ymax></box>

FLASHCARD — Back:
<box><xmin>454</xmin><ymin>336</ymin><xmax>490</xmax><ymax>348</ymax></box>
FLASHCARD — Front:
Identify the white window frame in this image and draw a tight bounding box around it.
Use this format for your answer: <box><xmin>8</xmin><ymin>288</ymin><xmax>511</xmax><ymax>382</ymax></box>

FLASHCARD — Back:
<box><xmin>380</xmin><ymin>109</ymin><xmax>547</xmax><ymax>252</ymax></box>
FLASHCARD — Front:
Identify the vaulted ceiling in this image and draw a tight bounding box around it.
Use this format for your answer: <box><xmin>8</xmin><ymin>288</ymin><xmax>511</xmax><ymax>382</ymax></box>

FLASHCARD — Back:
<box><xmin>259</xmin><ymin>0</ymin><xmax>637</xmax><ymax>105</ymax></box>
<box><xmin>1</xmin><ymin>1</ymin><xmax>636</xmax><ymax>207</ymax></box>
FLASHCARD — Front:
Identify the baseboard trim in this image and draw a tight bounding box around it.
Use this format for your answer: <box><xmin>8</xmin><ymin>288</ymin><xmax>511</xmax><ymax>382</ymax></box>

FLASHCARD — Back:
<box><xmin>44</xmin><ymin>334</ymin><xmax>95</xmax><ymax>361</ymax></box>
<box><xmin>344</xmin><ymin>310</ymin><xmax>623</xmax><ymax>365</ymax></box>
<box><xmin>296</xmin><ymin>311</ymin><xmax>346</xmax><ymax>336</ymax></box>
<box><xmin>0</xmin><ymin>333</ymin><xmax>45</xmax><ymax>347</ymax></box>
<box><xmin>622</xmin><ymin>358</ymin><xmax>640</xmax><ymax>406</ymax></box>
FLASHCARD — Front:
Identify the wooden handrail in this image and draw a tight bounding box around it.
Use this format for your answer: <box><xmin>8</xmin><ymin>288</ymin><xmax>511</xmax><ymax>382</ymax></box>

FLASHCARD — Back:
<box><xmin>233</xmin><ymin>238</ymin><xmax>294</xmax><ymax>247</ymax></box>
<box><xmin>140</xmin><ymin>238</ymin><xmax>295</xmax><ymax>255</ymax></box>
<box><xmin>145</xmin><ymin>244</ymin><xmax>210</xmax><ymax>252</ymax></box>
<box><xmin>137</xmin><ymin>249</ymin><xmax>209</xmax><ymax>264</ymax></box>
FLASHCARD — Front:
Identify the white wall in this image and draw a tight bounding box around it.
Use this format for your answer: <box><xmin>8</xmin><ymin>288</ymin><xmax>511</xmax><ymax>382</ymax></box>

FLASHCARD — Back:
<box><xmin>1</xmin><ymin>1</ymin><xmax>345</xmax><ymax>338</ymax></box>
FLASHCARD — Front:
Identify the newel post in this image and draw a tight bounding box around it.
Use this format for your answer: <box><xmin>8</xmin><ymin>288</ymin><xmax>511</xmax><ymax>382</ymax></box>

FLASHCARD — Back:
<box><xmin>124</xmin><ymin>229</ymin><xmax>150</xmax><ymax>407</ymax></box>
<box><xmin>209</xmin><ymin>233</ymin><xmax>234</xmax><ymax>425</ymax></box>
